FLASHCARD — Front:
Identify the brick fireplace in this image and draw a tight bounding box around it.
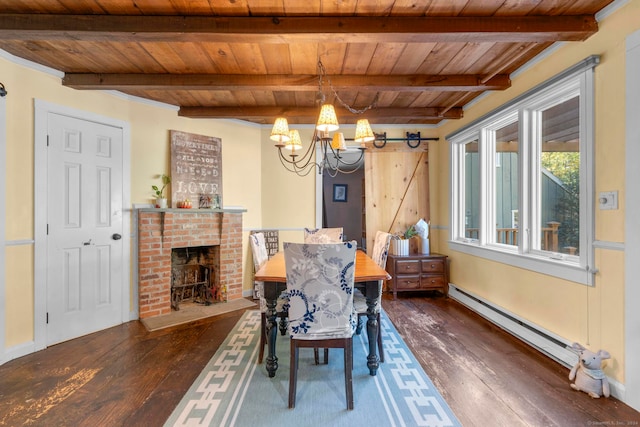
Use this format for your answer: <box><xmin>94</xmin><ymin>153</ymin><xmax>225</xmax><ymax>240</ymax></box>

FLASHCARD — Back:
<box><xmin>137</xmin><ymin>209</ymin><xmax>244</xmax><ymax>319</ymax></box>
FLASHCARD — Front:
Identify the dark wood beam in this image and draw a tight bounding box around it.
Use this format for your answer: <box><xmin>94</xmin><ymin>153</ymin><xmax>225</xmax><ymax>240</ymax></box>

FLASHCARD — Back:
<box><xmin>62</xmin><ymin>73</ymin><xmax>510</xmax><ymax>92</ymax></box>
<box><xmin>178</xmin><ymin>106</ymin><xmax>463</xmax><ymax>120</ymax></box>
<box><xmin>0</xmin><ymin>15</ymin><xmax>598</xmax><ymax>43</ymax></box>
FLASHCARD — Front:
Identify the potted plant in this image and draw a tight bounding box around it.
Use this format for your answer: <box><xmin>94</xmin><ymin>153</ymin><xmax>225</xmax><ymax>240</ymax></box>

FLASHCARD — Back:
<box><xmin>391</xmin><ymin>225</ymin><xmax>417</xmax><ymax>256</ymax></box>
<box><xmin>152</xmin><ymin>174</ymin><xmax>171</xmax><ymax>208</ymax></box>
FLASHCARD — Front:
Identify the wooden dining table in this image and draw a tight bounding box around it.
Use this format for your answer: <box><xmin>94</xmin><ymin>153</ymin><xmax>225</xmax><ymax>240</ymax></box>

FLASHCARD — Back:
<box><xmin>255</xmin><ymin>249</ymin><xmax>391</xmax><ymax>378</ymax></box>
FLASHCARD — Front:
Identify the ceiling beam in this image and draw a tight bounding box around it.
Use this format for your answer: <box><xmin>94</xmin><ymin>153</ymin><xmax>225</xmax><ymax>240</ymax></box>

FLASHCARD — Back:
<box><xmin>178</xmin><ymin>106</ymin><xmax>463</xmax><ymax>120</ymax></box>
<box><xmin>62</xmin><ymin>73</ymin><xmax>511</xmax><ymax>92</ymax></box>
<box><xmin>0</xmin><ymin>15</ymin><xmax>598</xmax><ymax>43</ymax></box>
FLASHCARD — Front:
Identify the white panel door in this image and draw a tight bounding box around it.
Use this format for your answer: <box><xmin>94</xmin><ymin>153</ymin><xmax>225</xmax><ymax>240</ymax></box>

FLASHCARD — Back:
<box><xmin>46</xmin><ymin>113</ymin><xmax>123</xmax><ymax>345</ymax></box>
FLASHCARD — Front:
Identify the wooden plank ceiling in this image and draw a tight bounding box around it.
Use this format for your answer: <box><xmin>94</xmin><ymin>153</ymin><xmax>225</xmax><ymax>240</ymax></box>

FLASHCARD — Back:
<box><xmin>0</xmin><ymin>0</ymin><xmax>613</xmax><ymax>126</ymax></box>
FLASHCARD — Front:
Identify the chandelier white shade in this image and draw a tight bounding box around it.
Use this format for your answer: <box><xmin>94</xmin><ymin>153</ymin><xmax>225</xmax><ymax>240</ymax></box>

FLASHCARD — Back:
<box><xmin>354</xmin><ymin>119</ymin><xmax>375</xmax><ymax>144</ymax></box>
<box><xmin>284</xmin><ymin>129</ymin><xmax>303</xmax><ymax>152</ymax></box>
<box><xmin>270</xmin><ymin>117</ymin><xmax>290</xmax><ymax>145</ymax></box>
<box><xmin>316</xmin><ymin>104</ymin><xmax>340</xmax><ymax>133</ymax></box>
<box><xmin>331</xmin><ymin>132</ymin><xmax>347</xmax><ymax>151</ymax></box>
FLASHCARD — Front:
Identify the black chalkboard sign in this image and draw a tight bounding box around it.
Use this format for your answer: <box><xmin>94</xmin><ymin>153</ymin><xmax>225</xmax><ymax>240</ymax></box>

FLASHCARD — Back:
<box><xmin>170</xmin><ymin>130</ymin><xmax>222</xmax><ymax>208</ymax></box>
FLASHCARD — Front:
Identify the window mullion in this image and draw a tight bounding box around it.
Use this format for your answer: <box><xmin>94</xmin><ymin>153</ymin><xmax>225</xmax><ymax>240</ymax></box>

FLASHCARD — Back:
<box><xmin>519</xmin><ymin>109</ymin><xmax>530</xmax><ymax>254</ymax></box>
<box><xmin>530</xmin><ymin>108</ymin><xmax>544</xmax><ymax>254</ymax></box>
<box><xmin>479</xmin><ymin>129</ymin><xmax>493</xmax><ymax>246</ymax></box>
<box><xmin>450</xmin><ymin>142</ymin><xmax>464</xmax><ymax>242</ymax></box>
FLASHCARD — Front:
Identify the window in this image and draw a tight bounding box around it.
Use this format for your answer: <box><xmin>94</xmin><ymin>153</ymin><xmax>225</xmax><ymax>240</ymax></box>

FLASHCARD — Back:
<box><xmin>448</xmin><ymin>57</ymin><xmax>598</xmax><ymax>285</ymax></box>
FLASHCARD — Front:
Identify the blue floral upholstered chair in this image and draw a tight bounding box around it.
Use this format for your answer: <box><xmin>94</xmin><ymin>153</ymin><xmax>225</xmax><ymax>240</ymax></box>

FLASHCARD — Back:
<box><xmin>353</xmin><ymin>230</ymin><xmax>392</xmax><ymax>363</ymax></box>
<box><xmin>303</xmin><ymin>227</ymin><xmax>344</xmax><ymax>243</ymax></box>
<box><xmin>284</xmin><ymin>241</ymin><xmax>358</xmax><ymax>410</ymax></box>
<box><xmin>249</xmin><ymin>232</ymin><xmax>288</xmax><ymax>364</ymax></box>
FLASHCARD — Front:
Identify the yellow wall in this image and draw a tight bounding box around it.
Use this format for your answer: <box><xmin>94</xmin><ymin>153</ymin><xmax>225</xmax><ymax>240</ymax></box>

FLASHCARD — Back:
<box><xmin>1</xmin><ymin>55</ymin><xmax>440</xmax><ymax>349</ymax></box>
<box><xmin>1</xmin><ymin>55</ymin><xmax>265</xmax><ymax>346</ymax></box>
<box><xmin>2</xmin><ymin>0</ymin><xmax>637</xmax><ymax>390</ymax></box>
<box><xmin>433</xmin><ymin>1</ymin><xmax>639</xmax><ymax>383</ymax></box>
<box><xmin>260</xmin><ymin>126</ymin><xmax>317</xmax><ymax>244</ymax></box>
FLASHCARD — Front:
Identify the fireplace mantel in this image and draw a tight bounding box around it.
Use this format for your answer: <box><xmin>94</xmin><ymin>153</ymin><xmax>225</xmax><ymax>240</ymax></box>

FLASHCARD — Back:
<box><xmin>138</xmin><ymin>207</ymin><xmax>247</xmax><ymax>214</ymax></box>
<box><xmin>137</xmin><ymin>208</ymin><xmax>245</xmax><ymax>319</ymax></box>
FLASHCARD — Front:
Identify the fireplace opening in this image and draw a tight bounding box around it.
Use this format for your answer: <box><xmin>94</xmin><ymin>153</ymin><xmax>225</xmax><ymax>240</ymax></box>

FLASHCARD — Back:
<box><xmin>171</xmin><ymin>245</ymin><xmax>223</xmax><ymax>311</ymax></box>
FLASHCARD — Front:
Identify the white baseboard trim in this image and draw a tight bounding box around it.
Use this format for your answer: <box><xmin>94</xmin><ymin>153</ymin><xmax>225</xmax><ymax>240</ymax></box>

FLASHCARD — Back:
<box><xmin>3</xmin><ymin>340</ymin><xmax>36</xmax><ymax>365</ymax></box>
<box><xmin>448</xmin><ymin>283</ymin><xmax>626</xmax><ymax>401</ymax></box>
<box><xmin>243</xmin><ymin>289</ymin><xmax>256</xmax><ymax>299</ymax></box>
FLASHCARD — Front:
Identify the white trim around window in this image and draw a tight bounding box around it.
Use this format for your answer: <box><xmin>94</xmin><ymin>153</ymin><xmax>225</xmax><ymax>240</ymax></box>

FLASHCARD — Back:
<box><xmin>447</xmin><ymin>56</ymin><xmax>599</xmax><ymax>285</ymax></box>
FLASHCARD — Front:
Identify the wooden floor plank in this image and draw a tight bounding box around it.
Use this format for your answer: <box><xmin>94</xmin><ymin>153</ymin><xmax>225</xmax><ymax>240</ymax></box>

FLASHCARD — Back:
<box><xmin>383</xmin><ymin>293</ymin><xmax>640</xmax><ymax>426</ymax></box>
<box><xmin>0</xmin><ymin>296</ymin><xmax>638</xmax><ymax>426</ymax></box>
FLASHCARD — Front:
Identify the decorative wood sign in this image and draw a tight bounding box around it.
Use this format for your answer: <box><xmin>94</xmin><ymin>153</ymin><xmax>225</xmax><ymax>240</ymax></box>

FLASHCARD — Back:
<box><xmin>170</xmin><ymin>130</ymin><xmax>222</xmax><ymax>208</ymax></box>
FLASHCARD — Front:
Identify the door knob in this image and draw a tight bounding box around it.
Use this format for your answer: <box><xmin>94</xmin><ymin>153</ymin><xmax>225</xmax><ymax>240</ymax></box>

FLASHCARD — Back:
<box><xmin>112</xmin><ymin>233</ymin><xmax>122</xmax><ymax>240</ymax></box>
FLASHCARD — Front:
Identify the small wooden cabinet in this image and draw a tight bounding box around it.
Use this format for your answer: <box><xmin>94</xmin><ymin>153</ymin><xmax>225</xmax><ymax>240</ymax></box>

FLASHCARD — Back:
<box><xmin>386</xmin><ymin>253</ymin><xmax>449</xmax><ymax>299</ymax></box>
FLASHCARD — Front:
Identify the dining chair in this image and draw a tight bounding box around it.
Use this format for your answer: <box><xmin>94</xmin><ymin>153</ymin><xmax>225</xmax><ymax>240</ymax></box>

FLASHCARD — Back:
<box><xmin>284</xmin><ymin>241</ymin><xmax>358</xmax><ymax>410</ymax></box>
<box><xmin>303</xmin><ymin>227</ymin><xmax>344</xmax><ymax>243</ymax></box>
<box><xmin>249</xmin><ymin>232</ymin><xmax>288</xmax><ymax>364</ymax></box>
<box><xmin>353</xmin><ymin>230</ymin><xmax>392</xmax><ymax>363</ymax></box>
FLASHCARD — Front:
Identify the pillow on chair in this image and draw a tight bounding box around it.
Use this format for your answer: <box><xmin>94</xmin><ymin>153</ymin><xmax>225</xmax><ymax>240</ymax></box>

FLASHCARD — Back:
<box><xmin>354</xmin><ymin>230</ymin><xmax>392</xmax><ymax>362</ymax></box>
<box><xmin>249</xmin><ymin>232</ymin><xmax>288</xmax><ymax>364</ymax></box>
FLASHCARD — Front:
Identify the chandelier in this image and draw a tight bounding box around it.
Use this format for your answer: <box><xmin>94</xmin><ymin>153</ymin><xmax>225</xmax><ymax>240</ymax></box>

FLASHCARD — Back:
<box><xmin>269</xmin><ymin>60</ymin><xmax>377</xmax><ymax>177</ymax></box>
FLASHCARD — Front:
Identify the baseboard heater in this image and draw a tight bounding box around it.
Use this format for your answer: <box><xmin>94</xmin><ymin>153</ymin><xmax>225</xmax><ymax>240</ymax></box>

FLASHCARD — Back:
<box><xmin>448</xmin><ymin>284</ymin><xmax>578</xmax><ymax>369</ymax></box>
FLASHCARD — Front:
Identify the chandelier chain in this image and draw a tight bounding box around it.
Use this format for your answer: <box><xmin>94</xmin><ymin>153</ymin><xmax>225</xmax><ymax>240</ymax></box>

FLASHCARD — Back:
<box><xmin>317</xmin><ymin>60</ymin><xmax>379</xmax><ymax>115</ymax></box>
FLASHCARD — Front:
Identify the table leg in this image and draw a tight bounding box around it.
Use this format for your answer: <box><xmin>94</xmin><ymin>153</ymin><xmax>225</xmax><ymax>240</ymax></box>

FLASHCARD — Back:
<box><xmin>365</xmin><ymin>284</ymin><xmax>380</xmax><ymax>376</ymax></box>
<box><xmin>264</xmin><ymin>281</ymin><xmax>279</xmax><ymax>378</ymax></box>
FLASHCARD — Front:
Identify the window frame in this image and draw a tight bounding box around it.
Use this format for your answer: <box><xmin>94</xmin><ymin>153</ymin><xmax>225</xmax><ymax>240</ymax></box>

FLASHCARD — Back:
<box><xmin>448</xmin><ymin>56</ymin><xmax>598</xmax><ymax>285</ymax></box>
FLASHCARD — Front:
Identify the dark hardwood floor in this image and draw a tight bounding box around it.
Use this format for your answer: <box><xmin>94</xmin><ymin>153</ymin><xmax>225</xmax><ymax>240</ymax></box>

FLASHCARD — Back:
<box><xmin>1</xmin><ymin>295</ymin><xmax>638</xmax><ymax>426</ymax></box>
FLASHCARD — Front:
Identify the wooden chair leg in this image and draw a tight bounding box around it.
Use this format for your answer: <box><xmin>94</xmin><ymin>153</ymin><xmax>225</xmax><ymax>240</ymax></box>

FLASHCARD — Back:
<box><xmin>279</xmin><ymin>314</ymin><xmax>288</xmax><ymax>336</ymax></box>
<box><xmin>344</xmin><ymin>338</ymin><xmax>354</xmax><ymax>410</ymax></box>
<box><xmin>377</xmin><ymin>312</ymin><xmax>384</xmax><ymax>363</ymax></box>
<box><xmin>312</xmin><ymin>348</ymin><xmax>329</xmax><ymax>364</ymax></box>
<box><xmin>289</xmin><ymin>340</ymin><xmax>298</xmax><ymax>409</ymax></box>
<box><xmin>288</xmin><ymin>338</ymin><xmax>353</xmax><ymax>409</ymax></box>
<box><xmin>258</xmin><ymin>312</ymin><xmax>266</xmax><ymax>364</ymax></box>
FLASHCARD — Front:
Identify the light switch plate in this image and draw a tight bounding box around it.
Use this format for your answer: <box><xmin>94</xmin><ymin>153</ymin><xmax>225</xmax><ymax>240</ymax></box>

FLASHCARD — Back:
<box><xmin>599</xmin><ymin>191</ymin><xmax>618</xmax><ymax>210</ymax></box>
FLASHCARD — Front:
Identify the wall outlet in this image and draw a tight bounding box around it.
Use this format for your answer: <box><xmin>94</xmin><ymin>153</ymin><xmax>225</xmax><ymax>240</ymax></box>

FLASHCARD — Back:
<box><xmin>598</xmin><ymin>191</ymin><xmax>618</xmax><ymax>210</ymax></box>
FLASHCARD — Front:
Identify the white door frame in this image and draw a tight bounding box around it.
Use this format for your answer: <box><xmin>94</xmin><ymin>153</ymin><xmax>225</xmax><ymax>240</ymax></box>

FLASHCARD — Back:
<box><xmin>0</xmin><ymin>86</ymin><xmax>6</xmax><ymax>363</ymax></box>
<box><xmin>624</xmin><ymin>28</ymin><xmax>640</xmax><ymax>412</ymax></box>
<box><xmin>314</xmin><ymin>146</ymin><xmax>323</xmax><ymax>228</ymax></box>
<box><xmin>33</xmin><ymin>100</ymin><xmax>132</xmax><ymax>352</ymax></box>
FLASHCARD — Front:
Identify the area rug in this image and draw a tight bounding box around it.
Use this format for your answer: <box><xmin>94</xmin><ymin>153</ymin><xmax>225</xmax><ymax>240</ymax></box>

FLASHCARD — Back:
<box><xmin>141</xmin><ymin>298</ymin><xmax>256</xmax><ymax>332</ymax></box>
<box><xmin>164</xmin><ymin>310</ymin><xmax>461</xmax><ymax>427</ymax></box>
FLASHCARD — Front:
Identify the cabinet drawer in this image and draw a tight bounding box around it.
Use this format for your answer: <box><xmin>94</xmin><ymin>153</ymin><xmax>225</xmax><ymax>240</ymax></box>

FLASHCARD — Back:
<box><xmin>421</xmin><ymin>259</ymin><xmax>444</xmax><ymax>273</ymax></box>
<box><xmin>421</xmin><ymin>275</ymin><xmax>445</xmax><ymax>289</ymax></box>
<box><xmin>396</xmin><ymin>275</ymin><xmax>421</xmax><ymax>290</ymax></box>
<box><xmin>396</xmin><ymin>260</ymin><xmax>420</xmax><ymax>274</ymax></box>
